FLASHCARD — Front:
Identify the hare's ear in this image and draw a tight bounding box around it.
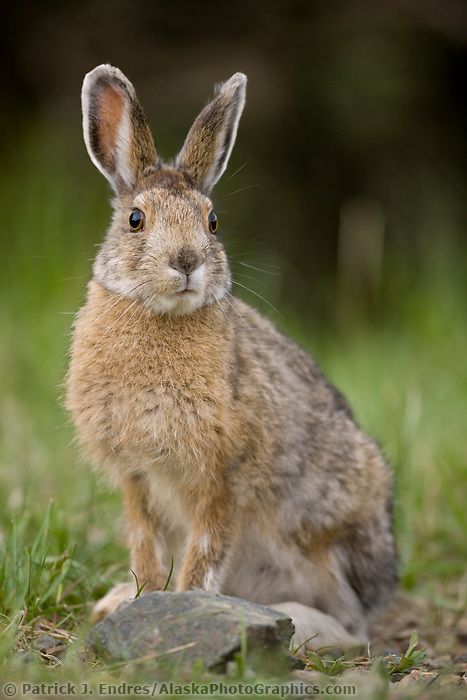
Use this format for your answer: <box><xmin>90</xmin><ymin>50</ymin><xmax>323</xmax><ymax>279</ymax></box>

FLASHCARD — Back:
<box><xmin>82</xmin><ymin>65</ymin><xmax>157</xmax><ymax>193</ymax></box>
<box><xmin>176</xmin><ymin>73</ymin><xmax>247</xmax><ymax>194</ymax></box>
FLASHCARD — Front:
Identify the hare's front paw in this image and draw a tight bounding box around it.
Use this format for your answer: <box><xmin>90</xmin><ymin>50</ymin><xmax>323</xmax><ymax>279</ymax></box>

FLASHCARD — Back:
<box><xmin>91</xmin><ymin>582</ymin><xmax>137</xmax><ymax>623</ymax></box>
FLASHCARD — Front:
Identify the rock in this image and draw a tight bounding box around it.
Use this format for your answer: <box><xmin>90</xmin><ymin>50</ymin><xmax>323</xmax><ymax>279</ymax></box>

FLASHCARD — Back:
<box><xmin>439</xmin><ymin>673</ymin><xmax>462</xmax><ymax>687</ymax></box>
<box><xmin>88</xmin><ymin>590</ymin><xmax>295</xmax><ymax>673</ymax></box>
<box><xmin>390</xmin><ymin>673</ymin><xmax>404</xmax><ymax>683</ymax></box>
<box><xmin>291</xmin><ymin>669</ymin><xmax>321</xmax><ymax>682</ymax></box>
<box><xmin>32</xmin><ymin>634</ymin><xmax>66</xmax><ymax>656</ymax></box>
<box><xmin>33</xmin><ymin>635</ymin><xmax>57</xmax><ymax>653</ymax></box>
<box><xmin>396</xmin><ymin>669</ymin><xmax>438</xmax><ymax>689</ymax></box>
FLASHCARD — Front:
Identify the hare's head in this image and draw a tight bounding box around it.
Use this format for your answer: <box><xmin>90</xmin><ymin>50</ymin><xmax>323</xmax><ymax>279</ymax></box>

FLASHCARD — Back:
<box><xmin>82</xmin><ymin>65</ymin><xmax>246</xmax><ymax>315</ymax></box>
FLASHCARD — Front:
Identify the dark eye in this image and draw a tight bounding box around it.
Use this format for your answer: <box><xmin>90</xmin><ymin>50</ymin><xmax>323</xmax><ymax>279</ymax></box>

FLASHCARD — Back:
<box><xmin>129</xmin><ymin>209</ymin><xmax>145</xmax><ymax>232</ymax></box>
<box><xmin>208</xmin><ymin>210</ymin><xmax>218</xmax><ymax>234</ymax></box>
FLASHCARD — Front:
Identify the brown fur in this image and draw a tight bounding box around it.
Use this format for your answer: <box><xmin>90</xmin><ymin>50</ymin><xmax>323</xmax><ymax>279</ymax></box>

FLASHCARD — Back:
<box><xmin>67</xmin><ymin>65</ymin><xmax>397</xmax><ymax>648</ymax></box>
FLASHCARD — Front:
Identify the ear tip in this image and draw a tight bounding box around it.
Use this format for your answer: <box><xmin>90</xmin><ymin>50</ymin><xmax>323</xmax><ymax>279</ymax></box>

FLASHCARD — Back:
<box><xmin>83</xmin><ymin>63</ymin><xmax>117</xmax><ymax>84</ymax></box>
<box><xmin>217</xmin><ymin>72</ymin><xmax>247</xmax><ymax>99</ymax></box>
<box><xmin>225</xmin><ymin>72</ymin><xmax>248</xmax><ymax>90</ymax></box>
<box><xmin>230</xmin><ymin>72</ymin><xmax>248</xmax><ymax>83</ymax></box>
<box><xmin>82</xmin><ymin>64</ymin><xmax>131</xmax><ymax>97</ymax></box>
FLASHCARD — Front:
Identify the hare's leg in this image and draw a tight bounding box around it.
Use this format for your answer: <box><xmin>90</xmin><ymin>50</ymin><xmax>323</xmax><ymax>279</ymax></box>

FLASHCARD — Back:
<box><xmin>92</xmin><ymin>582</ymin><xmax>136</xmax><ymax>622</ymax></box>
<box><xmin>271</xmin><ymin>602</ymin><xmax>367</xmax><ymax>653</ymax></box>
<box><xmin>122</xmin><ymin>474</ymin><xmax>167</xmax><ymax>591</ymax></box>
<box><xmin>92</xmin><ymin>474</ymin><xmax>165</xmax><ymax>622</ymax></box>
<box><xmin>176</xmin><ymin>484</ymin><xmax>234</xmax><ymax>593</ymax></box>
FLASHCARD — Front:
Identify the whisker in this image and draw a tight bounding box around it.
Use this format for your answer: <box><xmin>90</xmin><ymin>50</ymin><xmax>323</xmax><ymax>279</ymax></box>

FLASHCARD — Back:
<box><xmin>232</xmin><ymin>280</ymin><xmax>283</xmax><ymax>320</ymax></box>
<box><xmin>94</xmin><ymin>297</ymin><xmax>142</xmax><ymax>349</ymax></box>
<box><xmin>87</xmin><ymin>279</ymin><xmax>153</xmax><ymax>351</ymax></box>
<box><xmin>122</xmin><ymin>295</ymin><xmax>151</xmax><ymax>336</ymax></box>
<box><xmin>226</xmin><ymin>252</ymin><xmax>279</xmax><ymax>267</ymax></box>
<box><xmin>58</xmin><ymin>274</ymin><xmax>88</xmax><ymax>282</ymax></box>
<box><xmin>215</xmin><ymin>298</ymin><xmax>229</xmax><ymax>322</ymax></box>
<box><xmin>227</xmin><ymin>242</ymin><xmax>268</xmax><ymax>251</ymax></box>
<box><xmin>87</xmin><ymin>279</ymin><xmax>151</xmax><ymax>317</ymax></box>
<box><xmin>226</xmin><ymin>250</ymin><xmax>269</xmax><ymax>261</ymax></box>
<box><xmin>233</xmin><ymin>271</ymin><xmax>259</xmax><ymax>283</ymax></box>
<box><xmin>238</xmin><ymin>261</ymin><xmax>281</xmax><ymax>276</ymax></box>
<box><xmin>222</xmin><ymin>293</ymin><xmax>240</xmax><ymax>316</ymax></box>
<box><xmin>229</xmin><ymin>230</ymin><xmax>270</xmax><ymax>245</ymax></box>
<box><xmin>142</xmin><ymin>290</ymin><xmax>159</xmax><ymax>311</ymax></box>
<box><xmin>224</xmin><ymin>184</ymin><xmax>259</xmax><ymax>199</ymax></box>
<box><xmin>109</xmin><ymin>301</ymin><xmax>143</xmax><ymax>349</ymax></box>
<box><xmin>223</xmin><ymin>159</ymin><xmax>251</xmax><ymax>183</ymax></box>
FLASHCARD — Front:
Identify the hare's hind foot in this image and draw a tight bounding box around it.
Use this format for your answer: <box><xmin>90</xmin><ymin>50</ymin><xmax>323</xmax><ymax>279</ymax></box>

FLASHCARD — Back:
<box><xmin>91</xmin><ymin>582</ymin><xmax>137</xmax><ymax>623</ymax></box>
<box><xmin>271</xmin><ymin>602</ymin><xmax>367</xmax><ymax>654</ymax></box>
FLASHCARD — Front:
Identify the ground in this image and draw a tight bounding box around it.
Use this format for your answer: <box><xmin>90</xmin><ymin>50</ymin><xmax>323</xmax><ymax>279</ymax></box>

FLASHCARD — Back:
<box><xmin>6</xmin><ymin>582</ymin><xmax>467</xmax><ymax>697</ymax></box>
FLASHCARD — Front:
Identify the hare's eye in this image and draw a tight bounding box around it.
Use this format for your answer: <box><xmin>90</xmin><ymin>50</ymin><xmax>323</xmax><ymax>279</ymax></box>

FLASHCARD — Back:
<box><xmin>129</xmin><ymin>209</ymin><xmax>145</xmax><ymax>232</ymax></box>
<box><xmin>208</xmin><ymin>210</ymin><xmax>218</xmax><ymax>234</ymax></box>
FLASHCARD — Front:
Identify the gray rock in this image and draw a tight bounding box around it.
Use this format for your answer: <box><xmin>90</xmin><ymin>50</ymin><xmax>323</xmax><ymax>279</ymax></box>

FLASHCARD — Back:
<box><xmin>33</xmin><ymin>635</ymin><xmax>57</xmax><ymax>653</ymax></box>
<box><xmin>88</xmin><ymin>590</ymin><xmax>295</xmax><ymax>673</ymax></box>
<box><xmin>32</xmin><ymin>634</ymin><xmax>66</xmax><ymax>656</ymax></box>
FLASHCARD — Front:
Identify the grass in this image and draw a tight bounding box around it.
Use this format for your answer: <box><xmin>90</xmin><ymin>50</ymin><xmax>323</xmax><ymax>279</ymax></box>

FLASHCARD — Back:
<box><xmin>304</xmin><ymin>632</ymin><xmax>427</xmax><ymax>677</ymax></box>
<box><xmin>0</xmin><ymin>128</ymin><xmax>466</xmax><ymax>695</ymax></box>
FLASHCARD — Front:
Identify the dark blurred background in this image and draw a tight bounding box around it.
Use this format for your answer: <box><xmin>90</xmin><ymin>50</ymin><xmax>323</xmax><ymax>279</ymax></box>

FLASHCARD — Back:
<box><xmin>0</xmin><ymin>0</ymin><xmax>466</xmax><ymax>593</ymax></box>
<box><xmin>2</xmin><ymin>0</ymin><xmax>467</xmax><ymax>320</ymax></box>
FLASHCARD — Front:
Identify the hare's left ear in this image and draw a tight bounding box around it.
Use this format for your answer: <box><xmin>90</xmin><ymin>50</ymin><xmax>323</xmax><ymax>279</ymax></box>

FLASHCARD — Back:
<box><xmin>82</xmin><ymin>64</ymin><xmax>157</xmax><ymax>194</ymax></box>
<box><xmin>176</xmin><ymin>73</ymin><xmax>247</xmax><ymax>194</ymax></box>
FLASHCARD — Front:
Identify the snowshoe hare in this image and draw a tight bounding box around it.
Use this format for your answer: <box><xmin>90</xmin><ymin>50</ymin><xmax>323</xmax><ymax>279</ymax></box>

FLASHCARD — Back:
<box><xmin>66</xmin><ymin>65</ymin><xmax>397</xmax><ymax>650</ymax></box>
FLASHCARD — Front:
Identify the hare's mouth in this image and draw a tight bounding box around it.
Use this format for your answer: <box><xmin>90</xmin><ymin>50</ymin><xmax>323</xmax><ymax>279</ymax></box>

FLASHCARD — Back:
<box><xmin>171</xmin><ymin>263</ymin><xmax>206</xmax><ymax>297</ymax></box>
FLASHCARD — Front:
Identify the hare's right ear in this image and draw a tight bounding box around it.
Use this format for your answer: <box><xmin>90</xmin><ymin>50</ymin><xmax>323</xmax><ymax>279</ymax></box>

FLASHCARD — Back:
<box><xmin>82</xmin><ymin>65</ymin><xmax>157</xmax><ymax>194</ymax></box>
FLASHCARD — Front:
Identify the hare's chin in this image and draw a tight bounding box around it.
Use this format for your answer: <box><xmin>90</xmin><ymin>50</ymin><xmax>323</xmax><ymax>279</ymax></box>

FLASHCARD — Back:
<box><xmin>146</xmin><ymin>289</ymin><xmax>206</xmax><ymax>317</ymax></box>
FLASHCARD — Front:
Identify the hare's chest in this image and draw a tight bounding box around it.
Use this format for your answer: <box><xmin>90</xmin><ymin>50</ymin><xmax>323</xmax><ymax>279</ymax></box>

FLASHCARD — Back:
<box><xmin>70</xmin><ymin>343</ymin><xmax>225</xmax><ymax>474</ymax></box>
<box><xmin>67</xmin><ymin>289</ymin><xmax>233</xmax><ymax>476</ymax></box>
<box><xmin>109</xmin><ymin>369</ymin><xmax>217</xmax><ymax>456</ymax></box>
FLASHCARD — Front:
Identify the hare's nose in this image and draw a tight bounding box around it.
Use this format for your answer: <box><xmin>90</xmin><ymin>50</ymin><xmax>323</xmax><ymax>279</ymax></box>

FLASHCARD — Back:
<box><xmin>169</xmin><ymin>247</ymin><xmax>202</xmax><ymax>275</ymax></box>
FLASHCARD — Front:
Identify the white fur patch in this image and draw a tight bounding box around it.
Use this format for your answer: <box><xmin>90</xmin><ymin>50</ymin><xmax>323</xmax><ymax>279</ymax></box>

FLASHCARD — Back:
<box><xmin>150</xmin><ymin>290</ymin><xmax>206</xmax><ymax>317</ymax></box>
<box><xmin>203</xmin><ymin>567</ymin><xmax>220</xmax><ymax>592</ymax></box>
<box><xmin>198</xmin><ymin>534</ymin><xmax>211</xmax><ymax>555</ymax></box>
<box><xmin>188</xmin><ymin>263</ymin><xmax>206</xmax><ymax>290</ymax></box>
<box><xmin>114</xmin><ymin>101</ymin><xmax>134</xmax><ymax>190</ymax></box>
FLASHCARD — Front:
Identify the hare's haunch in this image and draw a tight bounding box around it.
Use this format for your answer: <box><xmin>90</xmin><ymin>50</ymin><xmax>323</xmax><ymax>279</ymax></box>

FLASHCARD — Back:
<box><xmin>66</xmin><ymin>65</ymin><xmax>397</xmax><ymax>651</ymax></box>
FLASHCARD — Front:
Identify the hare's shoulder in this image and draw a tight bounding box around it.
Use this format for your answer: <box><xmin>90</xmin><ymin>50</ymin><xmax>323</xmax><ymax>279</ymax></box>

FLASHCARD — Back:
<box><xmin>228</xmin><ymin>297</ymin><xmax>354</xmax><ymax>419</ymax></box>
